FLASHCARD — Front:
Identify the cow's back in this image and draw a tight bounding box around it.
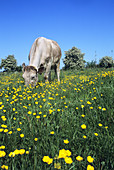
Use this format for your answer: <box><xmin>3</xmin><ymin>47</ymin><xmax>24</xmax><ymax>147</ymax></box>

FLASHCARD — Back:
<box><xmin>29</xmin><ymin>37</ymin><xmax>61</xmax><ymax>68</ymax></box>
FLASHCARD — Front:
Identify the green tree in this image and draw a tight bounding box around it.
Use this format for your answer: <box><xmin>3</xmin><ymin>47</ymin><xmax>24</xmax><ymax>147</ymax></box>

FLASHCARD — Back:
<box><xmin>99</xmin><ymin>56</ymin><xmax>114</xmax><ymax>68</ymax></box>
<box><xmin>86</xmin><ymin>60</ymin><xmax>97</xmax><ymax>68</ymax></box>
<box><xmin>0</xmin><ymin>55</ymin><xmax>17</xmax><ymax>72</ymax></box>
<box><xmin>63</xmin><ymin>47</ymin><xmax>85</xmax><ymax>70</ymax></box>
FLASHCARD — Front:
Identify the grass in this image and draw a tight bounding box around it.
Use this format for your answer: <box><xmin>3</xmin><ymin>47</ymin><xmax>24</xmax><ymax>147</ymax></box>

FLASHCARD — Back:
<box><xmin>0</xmin><ymin>68</ymin><xmax>114</xmax><ymax>170</ymax></box>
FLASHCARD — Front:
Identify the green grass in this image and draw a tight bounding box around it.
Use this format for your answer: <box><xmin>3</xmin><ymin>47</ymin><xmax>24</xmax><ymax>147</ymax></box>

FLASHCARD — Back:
<box><xmin>0</xmin><ymin>69</ymin><xmax>114</xmax><ymax>170</ymax></box>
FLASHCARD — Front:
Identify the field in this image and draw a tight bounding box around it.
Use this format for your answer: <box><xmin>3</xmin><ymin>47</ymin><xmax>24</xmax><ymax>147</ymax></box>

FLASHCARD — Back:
<box><xmin>0</xmin><ymin>69</ymin><xmax>114</xmax><ymax>170</ymax></box>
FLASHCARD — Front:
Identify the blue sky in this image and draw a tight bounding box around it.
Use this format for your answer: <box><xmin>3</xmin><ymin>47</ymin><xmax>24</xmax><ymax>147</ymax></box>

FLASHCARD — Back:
<box><xmin>0</xmin><ymin>0</ymin><xmax>114</xmax><ymax>69</ymax></box>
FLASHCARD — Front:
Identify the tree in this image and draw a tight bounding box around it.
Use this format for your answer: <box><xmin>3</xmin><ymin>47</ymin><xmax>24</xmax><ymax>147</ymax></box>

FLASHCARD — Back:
<box><xmin>63</xmin><ymin>47</ymin><xmax>85</xmax><ymax>70</ymax></box>
<box><xmin>0</xmin><ymin>55</ymin><xmax>17</xmax><ymax>72</ymax></box>
<box><xmin>16</xmin><ymin>65</ymin><xmax>22</xmax><ymax>72</ymax></box>
<box><xmin>86</xmin><ymin>60</ymin><xmax>97</xmax><ymax>68</ymax></box>
<box><xmin>99</xmin><ymin>56</ymin><xmax>114</xmax><ymax>68</ymax></box>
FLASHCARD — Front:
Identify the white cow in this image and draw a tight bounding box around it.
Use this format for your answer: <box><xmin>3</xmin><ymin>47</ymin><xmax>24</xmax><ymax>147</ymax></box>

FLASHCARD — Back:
<box><xmin>22</xmin><ymin>37</ymin><xmax>61</xmax><ymax>86</ymax></box>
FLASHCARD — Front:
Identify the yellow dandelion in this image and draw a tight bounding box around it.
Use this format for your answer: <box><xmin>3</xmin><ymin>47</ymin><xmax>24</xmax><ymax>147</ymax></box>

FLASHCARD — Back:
<box><xmin>81</xmin><ymin>105</ymin><xmax>84</xmax><ymax>108</ymax></box>
<box><xmin>0</xmin><ymin>129</ymin><xmax>4</xmax><ymax>132</ymax></box>
<box><xmin>4</xmin><ymin>129</ymin><xmax>8</xmax><ymax>133</ymax></box>
<box><xmin>76</xmin><ymin>156</ymin><xmax>83</xmax><ymax>161</ymax></box>
<box><xmin>102</xmin><ymin>108</ymin><xmax>106</xmax><ymax>111</ymax></box>
<box><xmin>26</xmin><ymin>151</ymin><xmax>29</xmax><ymax>154</ymax></box>
<box><xmin>87</xmin><ymin>156</ymin><xmax>94</xmax><ymax>163</ymax></box>
<box><xmin>28</xmin><ymin>111</ymin><xmax>32</xmax><ymax>115</ymax></box>
<box><xmin>20</xmin><ymin>134</ymin><xmax>24</xmax><ymax>138</ymax></box>
<box><xmin>94</xmin><ymin>133</ymin><xmax>98</xmax><ymax>136</ymax></box>
<box><xmin>19</xmin><ymin>149</ymin><xmax>25</xmax><ymax>155</ymax></box>
<box><xmin>36</xmin><ymin>116</ymin><xmax>40</xmax><ymax>119</ymax></box>
<box><xmin>81</xmin><ymin>124</ymin><xmax>86</xmax><ymax>129</ymax></box>
<box><xmin>98</xmin><ymin>123</ymin><xmax>102</xmax><ymax>127</ymax></box>
<box><xmin>8</xmin><ymin>131</ymin><xmax>12</xmax><ymax>134</ymax></box>
<box><xmin>105</xmin><ymin>126</ymin><xmax>108</xmax><ymax>129</ymax></box>
<box><xmin>87</xmin><ymin>165</ymin><xmax>94</xmax><ymax>170</ymax></box>
<box><xmin>0</xmin><ymin>151</ymin><xmax>6</xmax><ymax>157</ymax></box>
<box><xmin>64</xmin><ymin>139</ymin><xmax>69</xmax><ymax>144</ymax></box>
<box><xmin>81</xmin><ymin>114</ymin><xmax>85</xmax><ymax>117</ymax></box>
<box><xmin>34</xmin><ymin>138</ymin><xmax>38</xmax><ymax>141</ymax></box>
<box><xmin>83</xmin><ymin>135</ymin><xmax>87</xmax><ymax>139</ymax></box>
<box><xmin>17</xmin><ymin>128</ymin><xmax>21</xmax><ymax>131</ymax></box>
<box><xmin>1</xmin><ymin>165</ymin><xmax>8</xmax><ymax>170</ymax></box>
<box><xmin>50</xmin><ymin>131</ymin><xmax>54</xmax><ymax>134</ymax></box>
<box><xmin>64</xmin><ymin>157</ymin><xmax>73</xmax><ymax>164</ymax></box>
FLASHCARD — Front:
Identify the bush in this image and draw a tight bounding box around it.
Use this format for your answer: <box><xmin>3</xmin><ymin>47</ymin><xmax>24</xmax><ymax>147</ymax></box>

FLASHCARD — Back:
<box><xmin>63</xmin><ymin>47</ymin><xmax>85</xmax><ymax>70</ymax></box>
<box><xmin>99</xmin><ymin>56</ymin><xmax>113</xmax><ymax>68</ymax></box>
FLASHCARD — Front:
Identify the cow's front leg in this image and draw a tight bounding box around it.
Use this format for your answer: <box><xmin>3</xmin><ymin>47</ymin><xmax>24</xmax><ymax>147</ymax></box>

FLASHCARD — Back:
<box><xmin>44</xmin><ymin>62</ymin><xmax>51</xmax><ymax>82</ymax></box>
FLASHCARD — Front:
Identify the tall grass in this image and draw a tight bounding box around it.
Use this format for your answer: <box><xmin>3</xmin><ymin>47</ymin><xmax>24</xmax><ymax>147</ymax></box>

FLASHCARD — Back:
<box><xmin>0</xmin><ymin>69</ymin><xmax>114</xmax><ymax>170</ymax></box>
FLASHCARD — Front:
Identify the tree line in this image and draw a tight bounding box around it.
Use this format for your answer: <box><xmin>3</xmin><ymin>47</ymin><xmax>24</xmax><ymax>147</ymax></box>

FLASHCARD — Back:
<box><xmin>0</xmin><ymin>47</ymin><xmax>114</xmax><ymax>72</ymax></box>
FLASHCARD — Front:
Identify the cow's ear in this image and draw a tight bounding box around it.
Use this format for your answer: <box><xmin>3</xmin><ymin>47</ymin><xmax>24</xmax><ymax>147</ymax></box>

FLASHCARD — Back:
<box><xmin>38</xmin><ymin>66</ymin><xmax>44</xmax><ymax>75</ymax></box>
<box><xmin>22</xmin><ymin>63</ymin><xmax>25</xmax><ymax>72</ymax></box>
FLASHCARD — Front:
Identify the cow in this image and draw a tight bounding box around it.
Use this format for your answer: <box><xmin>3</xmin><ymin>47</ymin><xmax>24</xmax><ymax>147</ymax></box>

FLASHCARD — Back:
<box><xmin>22</xmin><ymin>37</ymin><xmax>61</xmax><ymax>86</ymax></box>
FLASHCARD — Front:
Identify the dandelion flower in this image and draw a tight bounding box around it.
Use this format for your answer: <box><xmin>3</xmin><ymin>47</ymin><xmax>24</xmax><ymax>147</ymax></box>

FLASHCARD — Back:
<box><xmin>0</xmin><ymin>129</ymin><xmax>4</xmax><ymax>132</ymax></box>
<box><xmin>81</xmin><ymin>124</ymin><xmax>86</xmax><ymax>129</ymax></box>
<box><xmin>81</xmin><ymin>105</ymin><xmax>84</xmax><ymax>108</ymax></box>
<box><xmin>105</xmin><ymin>126</ymin><xmax>108</xmax><ymax>129</ymax></box>
<box><xmin>64</xmin><ymin>139</ymin><xmax>69</xmax><ymax>144</ymax></box>
<box><xmin>87</xmin><ymin>165</ymin><xmax>94</xmax><ymax>170</ymax></box>
<box><xmin>102</xmin><ymin>108</ymin><xmax>106</xmax><ymax>111</ymax></box>
<box><xmin>17</xmin><ymin>128</ymin><xmax>21</xmax><ymax>131</ymax></box>
<box><xmin>76</xmin><ymin>156</ymin><xmax>83</xmax><ymax>161</ymax></box>
<box><xmin>81</xmin><ymin>114</ymin><xmax>85</xmax><ymax>117</ymax></box>
<box><xmin>87</xmin><ymin>101</ymin><xmax>92</xmax><ymax>105</ymax></box>
<box><xmin>34</xmin><ymin>138</ymin><xmax>38</xmax><ymax>141</ymax></box>
<box><xmin>83</xmin><ymin>135</ymin><xmax>87</xmax><ymax>139</ymax></box>
<box><xmin>20</xmin><ymin>134</ymin><xmax>24</xmax><ymax>138</ymax></box>
<box><xmin>58</xmin><ymin>149</ymin><xmax>71</xmax><ymax>159</ymax></box>
<box><xmin>0</xmin><ymin>146</ymin><xmax>5</xmax><ymax>149</ymax></box>
<box><xmin>0</xmin><ymin>151</ymin><xmax>6</xmax><ymax>157</ymax></box>
<box><xmin>36</xmin><ymin>116</ymin><xmax>40</xmax><ymax>119</ymax></box>
<box><xmin>1</xmin><ymin>165</ymin><xmax>8</xmax><ymax>170</ymax></box>
<box><xmin>8</xmin><ymin>131</ymin><xmax>12</xmax><ymax>134</ymax></box>
<box><xmin>28</xmin><ymin>111</ymin><xmax>32</xmax><ymax>115</ymax></box>
<box><xmin>42</xmin><ymin>156</ymin><xmax>53</xmax><ymax>164</ymax></box>
<box><xmin>50</xmin><ymin>131</ymin><xmax>54</xmax><ymax>134</ymax></box>
<box><xmin>4</xmin><ymin>129</ymin><xmax>8</xmax><ymax>133</ymax></box>
<box><xmin>26</xmin><ymin>151</ymin><xmax>29</xmax><ymax>154</ymax></box>
<box><xmin>87</xmin><ymin>156</ymin><xmax>94</xmax><ymax>163</ymax></box>
<box><xmin>98</xmin><ymin>123</ymin><xmax>102</xmax><ymax>127</ymax></box>
<box><xmin>9</xmin><ymin>152</ymin><xmax>15</xmax><ymax>157</ymax></box>
<box><xmin>94</xmin><ymin>133</ymin><xmax>98</xmax><ymax>136</ymax></box>
<box><xmin>19</xmin><ymin>149</ymin><xmax>25</xmax><ymax>155</ymax></box>
<box><xmin>64</xmin><ymin>157</ymin><xmax>73</xmax><ymax>164</ymax></box>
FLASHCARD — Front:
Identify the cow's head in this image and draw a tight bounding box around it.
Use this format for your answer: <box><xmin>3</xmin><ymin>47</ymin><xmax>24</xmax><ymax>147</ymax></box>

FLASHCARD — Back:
<box><xmin>22</xmin><ymin>63</ymin><xmax>38</xmax><ymax>86</ymax></box>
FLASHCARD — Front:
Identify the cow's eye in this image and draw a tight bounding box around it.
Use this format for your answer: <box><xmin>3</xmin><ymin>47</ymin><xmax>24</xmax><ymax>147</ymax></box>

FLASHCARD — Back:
<box><xmin>31</xmin><ymin>76</ymin><xmax>35</xmax><ymax>80</ymax></box>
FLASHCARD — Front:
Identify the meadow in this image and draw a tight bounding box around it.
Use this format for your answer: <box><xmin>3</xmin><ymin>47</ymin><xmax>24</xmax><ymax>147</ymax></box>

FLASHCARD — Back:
<box><xmin>0</xmin><ymin>68</ymin><xmax>114</xmax><ymax>170</ymax></box>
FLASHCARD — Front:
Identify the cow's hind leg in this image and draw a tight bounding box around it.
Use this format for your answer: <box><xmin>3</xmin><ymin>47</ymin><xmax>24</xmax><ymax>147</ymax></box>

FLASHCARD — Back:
<box><xmin>56</xmin><ymin>62</ymin><xmax>60</xmax><ymax>82</ymax></box>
